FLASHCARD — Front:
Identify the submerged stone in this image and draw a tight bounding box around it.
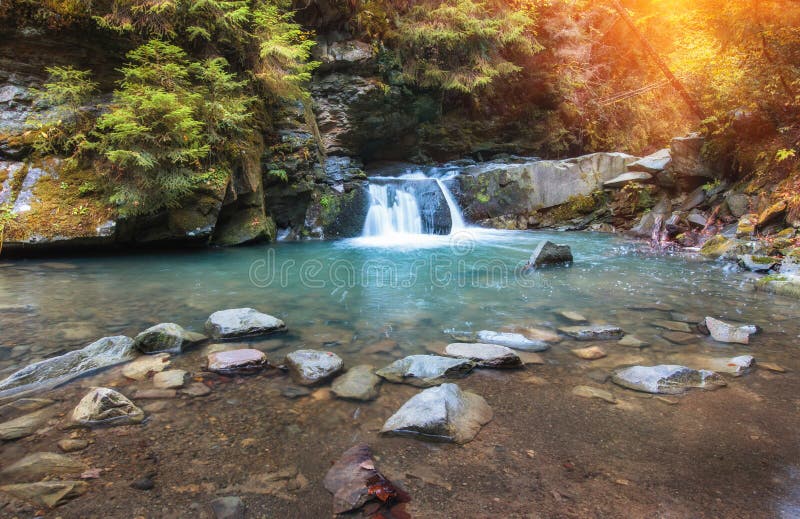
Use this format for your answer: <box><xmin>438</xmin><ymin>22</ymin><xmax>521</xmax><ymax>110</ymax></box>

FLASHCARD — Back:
<box><xmin>557</xmin><ymin>310</ymin><xmax>588</xmax><ymax>323</ymax></box>
<box><xmin>331</xmin><ymin>365</ymin><xmax>381</xmax><ymax>401</ymax></box>
<box><xmin>444</xmin><ymin>343</ymin><xmax>522</xmax><ymax>368</ymax></box>
<box><xmin>72</xmin><ymin>387</ymin><xmax>144</xmax><ymax>427</ymax></box>
<box><xmin>205</xmin><ymin>308</ymin><xmax>286</xmax><ymax>340</ymax></box>
<box><xmin>0</xmin><ymin>452</ymin><xmax>88</xmax><ymax>483</ymax></box>
<box><xmin>617</xmin><ymin>335</ymin><xmax>649</xmax><ymax>349</ymax></box>
<box><xmin>285</xmin><ymin>349</ymin><xmax>344</xmax><ymax>385</ymax></box>
<box><xmin>559</xmin><ymin>325</ymin><xmax>624</xmax><ymax>341</ymax></box>
<box><xmin>611</xmin><ymin>365</ymin><xmax>726</xmax><ymax>395</ymax></box>
<box><xmin>476</xmin><ymin>330</ymin><xmax>549</xmax><ymax>352</ymax></box>
<box><xmin>134</xmin><ymin>323</ymin><xmax>206</xmax><ymax>354</ymax></box>
<box><xmin>652</xmin><ymin>320</ymin><xmax>692</xmax><ymax>333</ymax></box>
<box><xmin>122</xmin><ymin>353</ymin><xmax>171</xmax><ymax>381</ymax></box>
<box><xmin>527</xmin><ymin>241</ymin><xmax>573</xmax><ymax>269</ymax></box>
<box><xmin>207</xmin><ymin>349</ymin><xmax>268</xmax><ymax>375</ymax></box>
<box><xmin>0</xmin><ymin>480</ymin><xmax>88</xmax><ymax>508</ymax></box>
<box><xmin>703</xmin><ymin>317</ymin><xmax>757</xmax><ymax>345</ymax></box>
<box><xmin>571</xmin><ymin>346</ymin><xmax>607</xmax><ymax>360</ymax></box>
<box><xmin>376</xmin><ymin>355</ymin><xmax>475</xmax><ymax>387</ymax></box>
<box><xmin>572</xmin><ymin>385</ymin><xmax>616</xmax><ymax>404</ymax></box>
<box><xmin>152</xmin><ymin>369</ymin><xmax>188</xmax><ymax>389</ymax></box>
<box><xmin>0</xmin><ymin>408</ymin><xmax>51</xmax><ymax>441</ymax></box>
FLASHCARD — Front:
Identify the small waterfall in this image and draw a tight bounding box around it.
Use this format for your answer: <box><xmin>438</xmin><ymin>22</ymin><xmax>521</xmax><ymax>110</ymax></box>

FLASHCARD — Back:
<box><xmin>362</xmin><ymin>183</ymin><xmax>423</xmax><ymax>236</ymax></box>
<box><xmin>435</xmin><ymin>178</ymin><xmax>465</xmax><ymax>232</ymax></box>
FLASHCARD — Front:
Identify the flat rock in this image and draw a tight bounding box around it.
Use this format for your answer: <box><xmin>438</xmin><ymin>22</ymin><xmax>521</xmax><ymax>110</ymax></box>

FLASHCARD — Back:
<box><xmin>707</xmin><ymin>355</ymin><xmax>756</xmax><ymax>377</ymax></box>
<box><xmin>572</xmin><ymin>385</ymin><xmax>616</xmax><ymax>403</ymax></box>
<box><xmin>0</xmin><ymin>398</ymin><xmax>54</xmax><ymax>420</ymax></box>
<box><xmin>513</xmin><ymin>327</ymin><xmax>562</xmax><ymax>344</ymax></box>
<box><xmin>58</xmin><ymin>439</ymin><xmax>89</xmax><ymax>453</ymax></box>
<box><xmin>612</xmin><ymin>365</ymin><xmax>727</xmax><ymax>394</ymax></box>
<box><xmin>209</xmin><ymin>496</ymin><xmax>245</xmax><ymax>519</ymax></box>
<box><xmin>738</xmin><ymin>254</ymin><xmax>778</xmax><ymax>272</ymax></box>
<box><xmin>559</xmin><ymin>325</ymin><xmax>624</xmax><ymax>341</ymax></box>
<box><xmin>704</xmin><ymin>317</ymin><xmax>757</xmax><ymax>345</ymax></box>
<box><xmin>0</xmin><ymin>480</ymin><xmax>88</xmax><ymax>508</ymax></box>
<box><xmin>527</xmin><ymin>241</ymin><xmax>573</xmax><ymax>269</ymax></box>
<box><xmin>134</xmin><ymin>323</ymin><xmax>206</xmax><ymax>354</ymax></box>
<box><xmin>72</xmin><ymin>387</ymin><xmax>144</xmax><ymax>427</ymax></box>
<box><xmin>1</xmin><ymin>452</ymin><xmax>88</xmax><ymax>483</ymax></box>
<box><xmin>653</xmin><ymin>320</ymin><xmax>692</xmax><ymax>333</ymax></box>
<box><xmin>627</xmin><ymin>302</ymin><xmax>673</xmax><ymax>311</ymax></box>
<box><xmin>628</xmin><ymin>148</ymin><xmax>671</xmax><ymax>173</ymax></box>
<box><xmin>153</xmin><ymin>369</ymin><xmax>187</xmax><ymax>389</ymax></box>
<box><xmin>181</xmin><ymin>383</ymin><xmax>211</xmax><ymax>397</ymax></box>
<box><xmin>571</xmin><ymin>346</ymin><xmax>607</xmax><ymax>360</ymax></box>
<box><xmin>122</xmin><ymin>353</ymin><xmax>171</xmax><ymax>381</ymax></box>
<box><xmin>444</xmin><ymin>343</ymin><xmax>522</xmax><ymax>368</ymax></box>
<box><xmin>133</xmin><ymin>389</ymin><xmax>177</xmax><ymax>399</ymax></box>
<box><xmin>759</xmin><ymin>362</ymin><xmax>786</xmax><ymax>373</ymax></box>
<box><xmin>323</xmin><ymin>444</ymin><xmax>403</xmax><ymax>514</ymax></box>
<box><xmin>205</xmin><ymin>308</ymin><xmax>286</xmax><ymax>340</ymax></box>
<box><xmin>376</xmin><ymin>355</ymin><xmax>475</xmax><ymax>387</ymax></box>
<box><xmin>380</xmin><ymin>383</ymin><xmax>493</xmax><ymax>444</ymax></box>
<box><xmin>661</xmin><ymin>331</ymin><xmax>699</xmax><ymax>345</ymax></box>
<box><xmin>617</xmin><ymin>336</ymin><xmax>649</xmax><ymax>349</ymax></box>
<box><xmin>207</xmin><ymin>349</ymin><xmax>268</xmax><ymax>375</ymax></box>
<box><xmin>285</xmin><ymin>349</ymin><xmax>344</xmax><ymax>385</ymax></box>
<box><xmin>517</xmin><ymin>351</ymin><xmax>545</xmax><ymax>365</ymax></box>
<box><xmin>557</xmin><ymin>311</ymin><xmax>588</xmax><ymax>323</ymax></box>
<box><xmin>0</xmin><ymin>408</ymin><xmax>51</xmax><ymax>440</ymax></box>
<box><xmin>603</xmin><ymin>171</ymin><xmax>652</xmax><ymax>188</ymax></box>
<box><xmin>331</xmin><ymin>365</ymin><xmax>381</xmax><ymax>401</ymax></box>
<box><xmin>0</xmin><ymin>336</ymin><xmax>136</xmax><ymax>398</ymax></box>
<box><xmin>476</xmin><ymin>330</ymin><xmax>549</xmax><ymax>352</ymax></box>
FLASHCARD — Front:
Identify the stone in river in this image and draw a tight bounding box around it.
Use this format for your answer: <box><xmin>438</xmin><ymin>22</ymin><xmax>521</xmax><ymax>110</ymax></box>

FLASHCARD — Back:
<box><xmin>572</xmin><ymin>385</ymin><xmax>616</xmax><ymax>404</ymax></box>
<box><xmin>513</xmin><ymin>327</ymin><xmax>562</xmax><ymax>344</ymax></box>
<box><xmin>611</xmin><ymin>365</ymin><xmax>726</xmax><ymax>394</ymax></box>
<box><xmin>181</xmin><ymin>383</ymin><xmax>211</xmax><ymax>397</ymax></box>
<box><xmin>661</xmin><ymin>331</ymin><xmax>698</xmax><ymax>345</ymax></box>
<box><xmin>122</xmin><ymin>353</ymin><xmax>171</xmax><ymax>381</ymax></box>
<box><xmin>0</xmin><ymin>408</ymin><xmax>51</xmax><ymax>440</ymax></box>
<box><xmin>652</xmin><ymin>320</ymin><xmax>692</xmax><ymax>333</ymax></box>
<box><xmin>703</xmin><ymin>317</ymin><xmax>757</xmax><ymax>345</ymax></box>
<box><xmin>205</xmin><ymin>308</ymin><xmax>286</xmax><ymax>340</ymax></box>
<box><xmin>476</xmin><ymin>330</ymin><xmax>549</xmax><ymax>352</ymax></box>
<box><xmin>331</xmin><ymin>365</ymin><xmax>381</xmax><ymax>401</ymax></box>
<box><xmin>58</xmin><ymin>439</ymin><xmax>89</xmax><ymax>453</ymax></box>
<box><xmin>706</xmin><ymin>355</ymin><xmax>755</xmax><ymax>377</ymax></box>
<box><xmin>558</xmin><ymin>325</ymin><xmax>624</xmax><ymax>341</ymax></box>
<box><xmin>617</xmin><ymin>336</ymin><xmax>649</xmax><ymax>349</ymax></box>
<box><xmin>444</xmin><ymin>343</ymin><xmax>522</xmax><ymax>368</ymax></box>
<box><xmin>0</xmin><ymin>480</ymin><xmax>88</xmax><ymax>508</ymax></box>
<box><xmin>72</xmin><ymin>387</ymin><xmax>144</xmax><ymax>427</ymax></box>
<box><xmin>206</xmin><ymin>349</ymin><xmax>268</xmax><ymax>375</ymax></box>
<box><xmin>738</xmin><ymin>254</ymin><xmax>779</xmax><ymax>272</ymax></box>
<box><xmin>557</xmin><ymin>310</ymin><xmax>588</xmax><ymax>323</ymax></box>
<box><xmin>380</xmin><ymin>383</ymin><xmax>492</xmax><ymax>444</ymax></box>
<box><xmin>526</xmin><ymin>241</ymin><xmax>573</xmax><ymax>268</ymax></box>
<box><xmin>134</xmin><ymin>323</ymin><xmax>206</xmax><ymax>354</ymax></box>
<box><xmin>626</xmin><ymin>302</ymin><xmax>672</xmax><ymax>311</ymax></box>
<box><xmin>0</xmin><ymin>336</ymin><xmax>136</xmax><ymax>399</ymax></box>
<box><xmin>133</xmin><ymin>389</ymin><xmax>177</xmax><ymax>399</ymax></box>
<box><xmin>323</xmin><ymin>443</ymin><xmax>404</xmax><ymax>514</ymax></box>
<box><xmin>209</xmin><ymin>496</ymin><xmax>245</xmax><ymax>519</ymax></box>
<box><xmin>759</xmin><ymin>362</ymin><xmax>786</xmax><ymax>373</ymax></box>
<box><xmin>0</xmin><ymin>452</ymin><xmax>88</xmax><ymax>483</ymax></box>
<box><xmin>571</xmin><ymin>346</ymin><xmax>607</xmax><ymax>360</ymax></box>
<box><xmin>284</xmin><ymin>349</ymin><xmax>344</xmax><ymax>386</ymax></box>
<box><xmin>375</xmin><ymin>355</ymin><xmax>475</xmax><ymax>387</ymax></box>
<box><xmin>153</xmin><ymin>369</ymin><xmax>188</xmax><ymax>389</ymax></box>
<box><xmin>0</xmin><ymin>398</ymin><xmax>53</xmax><ymax>420</ymax></box>
<box><xmin>517</xmin><ymin>352</ymin><xmax>545</xmax><ymax>365</ymax></box>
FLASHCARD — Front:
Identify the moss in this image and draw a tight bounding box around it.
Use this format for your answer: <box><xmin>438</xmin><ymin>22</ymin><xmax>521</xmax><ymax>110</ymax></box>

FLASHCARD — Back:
<box><xmin>751</xmin><ymin>255</ymin><xmax>776</xmax><ymax>265</ymax></box>
<box><xmin>476</xmin><ymin>192</ymin><xmax>490</xmax><ymax>204</ymax></box>
<box><xmin>549</xmin><ymin>193</ymin><xmax>599</xmax><ymax>222</ymax></box>
<box><xmin>700</xmin><ymin>235</ymin><xmax>734</xmax><ymax>258</ymax></box>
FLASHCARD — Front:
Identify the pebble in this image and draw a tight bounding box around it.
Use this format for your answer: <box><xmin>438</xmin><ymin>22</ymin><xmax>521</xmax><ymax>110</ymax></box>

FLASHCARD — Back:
<box><xmin>571</xmin><ymin>346</ymin><xmax>607</xmax><ymax>360</ymax></box>
<box><xmin>181</xmin><ymin>383</ymin><xmax>211</xmax><ymax>397</ymax></box>
<box><xmin>58</xmin><ymin>439</ymin><xmax>89</xmax><ymax>453</ymax></box>
<box><xmin>131</xmin><ymin>476</ymin><xmax>155</xmax><ymax>491</ymax></box>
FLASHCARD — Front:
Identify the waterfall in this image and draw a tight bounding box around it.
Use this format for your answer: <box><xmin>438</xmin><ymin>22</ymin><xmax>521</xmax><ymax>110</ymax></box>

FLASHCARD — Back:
<box><xmin>435</xmin><ymin>178</ymin><xmax>465</xmax><ymax>232</ymax></box>
<box><xmin>362</xmin><ymin>183</ymin><xmax>423</xmax><ymax>236</ymax></box>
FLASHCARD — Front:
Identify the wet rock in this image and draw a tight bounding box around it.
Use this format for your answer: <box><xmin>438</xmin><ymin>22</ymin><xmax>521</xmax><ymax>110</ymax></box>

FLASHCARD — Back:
<box><xmin>376</xmin><ymin>355</ymin><xmax>475</xmax><ymax>387</ymax></box>
<box><xmin>758</xmin><ymin>200</ymin><xmax>787</xmax><ymax>228</ymax></box>
<box><xmin>661</xmin><ymin>331</ymin><xmax>699</xmax><ymax>345</ymax></box>
<box><xmin>759</xmin><ymin>362</ymin><xmax>787</xmax><ymax>373</ymax></box>
<box><xmin>627</xmin><ymin>302</ymin><xmax>673</xmax><ymax>311</ymax></box>
<box><xmin>205</xmin><ymin>308</ymin><xmax>286</xmax><ymax>340</ymax></box>
<box><xmin>133</xmin><ymin>389</ymin><xmax>177</xmax><ymax>399</ymax></box>
<box><xmin>571</xmin><ymin>346</ymin><xmax>607</xmax><ymax>360</ymax></box>
<box><xmin>738</xmin><ymin>254</ymin><xmax>778</xmax><ymax>272</ymax></box>
<box><xmin>72</xmin><ymin>387</ymin><xmax>144</xmax><ymax>427</ymax></box>
<box><xmin>331</xmin><ymin>365</ymin><xmax>381</xmax><ymax>401</ymax></box>
<box><xmin>699</xmin><ymin>235</ymin><xmax>736</xmax><ymax>259</ymax></box>
<box><xmin>517</xmin><ymin>351</ymin><xmax>545</xmax><ymax>365</ymax></box>
<box><xmin>603</xmin><ymin>171</ymin><xmax>652</xmax><ymax>188</ymax></box>
<box><xmin>526</xmin><ymin>241</ymin><xmax>573</xmax><ymax>269</ymax></box>
<box><xmin>284</xmin><ymin>349</ymin><xmax>343</xmax><ymax>385</ymax></box>
<box><xmin>153</xmin><ymin>369</ymin><xmax>188</xmax><ymax>389</ymax></box>
<box><xmin>131</xmin><ymin>475</ymin><xmax>155</xmax><ymax>491</ymax></box>
<box><xmin>281</xmin><ymin>386</ymin><xmax>311</xmax><ymax>399</ymax></box>
<box><xmin>513</xmin><ymin>327</ymin><xmax>562</xmax><ymax>344</ymax></box>
<box><xmin>704</xmin><ymin>355</ymin><xmax>755</xmax><ymax>376</ymax></box>
<box><xmin>381</xmin><ymin>383</ymin><xmax>492</xmax><ymax>444</ymax></box>
<box><xmin>444</xmin><ymin>343</ymin><xmax>522</xmax><ymax>368</ymax></box>
<box><xmin>476</xmin><ymin>330</ymin><xmax>549</xmax><ymax>352</ymax></box>
<box><xmin>557</xmin><ymin>310</ymin><xmax>588</xmax><ymax>323</ymax></box>
<box><xmin>122</xmin><ymin>353</ymin><xmax>171</xmax><ymax>381</ymax></box>
<box><xmin>0</xmin><ymin>336</ymin><xmax>136</xmax><ymax>398</ymax></box>
<box><xmin>736</xmin><ymin>214</ymin><xmax>758</xmax><ymax>237</ymax></box>
<box><xmin>652</xmin><ymin>320</ymin><xmax>692</xmax><ymax>333</ymax></box>
<box><xmin>0</xmin><ymin>480</ymin><xmax>88</xmax><ymax>508</ymax></box>
<box><xmin>0</xmin><ymin>452</ymin><xmax>88</xmax><ymax>483</ymax></box>
<box><xmin>58</xmin><ymin>439</ymin><xmax>89</xmax><ymax>453</ymax></box>
<box><xmin>572</xmin><ymin>385</ymin><xmax>616</xmax><ymax>404</ymax></box>
<box><xmin>209</xmin><ymin>496</ymin><xmax>245</xmax><ymax>519</ymax></box>
<box><xmin>617</xmin><ymin>336</ymin><xmax>649</xmax><ymax>349</ymax></box>
<box><xmin>323</xmin><ymin>444</ymin><xmax>400</xmax><ymax>514</ymax></box>
<box><xmin>134</xmin><ymin>323</ymin><xmax>206</xmax><ymax>354</ymax></box>
<box><xmin>611</xmin><ymin>365</ymin><xmax>726</xmax><ymax>394</ymax></box>
<box><xmin>0</xmin><ymin>408</ymin><xmax>51</xmax><ymax>440</ymax></box>
<box><xmin>181</xmin><ymin>383</ymin><xmax>211</xmax><ymax>397</ymax></box>
<box><xmin>558</xmin><ymin>325</ymin><xmax>624</xmax><ymax>341</ymax></box>
<box><xmin>207</xmin><ymin>349</ymin><xmax>268</xmax><ymax>375</ymax></box>
<box><xmin>703</xmin><ymin>317</ymin><xmax>757</xmax><ymax>345</ymax></box>
<box><xmin>0</xmin><ymin>398</ymin><xmax>53</xmax><ymax>420</ymax></box>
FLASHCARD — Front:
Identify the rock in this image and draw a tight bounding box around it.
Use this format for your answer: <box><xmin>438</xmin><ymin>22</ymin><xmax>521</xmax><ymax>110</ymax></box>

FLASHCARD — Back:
<box><xmin>611</xmin><ymin>365</ymin><xmax>726</xmax><ymax>394</ymax></box>
<box><xmin>736</xmin><ymin>214</ymin><xmax>758</xmax><ymax>237</ymax></box>
<box><xmin>72</xmin><ymin>387</ymin><xmax>144</xmax><ymax>427</ymax></box>
<box><xmin>513</xmin><ymin>327</ymin><xmax>562</xmax><ymax>343</ymax></box>
<box><xmin>131</xmin><ymin>476</ymin><xmax>155</xmax><ymax>491</ymax></box>
<box><xmin>0</xmin><ymin>398</ymin><xmax>54</xmax><ymax>420</ymax></box>
<box><xmin>558</xmin><ymin>325</ymin><xmax>624</xmax><ymax>341</ymax></box>
<box><xmin>133</xmin><ymin>389</ymin><xmax>177</xmax><ymax>399</ymax></box>
<box><xmin>699</xmin><ymin>235</ymin><xmax>736</xmax><ymax>259</ymax></box>
<box><xmin>281</xmin><ymin>386</ymin><xmax>311</xmax><ymax>399</ymax></box>
<box><xmin>557</xmin><ymin>311</ymin><xmax>588</xmax><ymax>323</ymax></box>
<box><xmin>526</xmin><ymin>241</ymin><xmax>573</xmax><ymax>269</ymax></box>
<box><xmin>0</xmin><ymin>452</ymin><xmax>88</xmax><ymax>483</ymax></box>
<box><xmin>0</xmin><ymin>409</ymin><xmax>51</xmax><ymax>441</ymax></box>
<box><xmin>680</xmin><ymin>186</ymin><xmax>708</xmax><ymax>211</ymax></box>
<box><xmin>707</xmin><ymin>355</ymin><xmax>755</xmax><ymax>376</ymax></box>
<box><xmin>209</xmin><ymin>496</ymin><xmax>245</xmax><ymax>519</ymax></box>
<box><xmin>669</xmin><ymin>134</ymin><xmax>717</xmax><ymax>181</ymax></box>
<box><xmin>476</xmin><ymin>330</ymin><xmax>549</xmax><ymax>352</ymax></box>
<box><xmin>758</xmin><ymin>201</ymin><xmax>787</xmax><ymax>228</ymax></box>
<box><xmin>687</xmin><ymin>211</ymin><xmax>707</xmax><ymax>228</ymax></box>
<box><xmin>122</xmin><ymin>353</ymin><xmax>171</xmax><ymax>381</ymax></box>
<box><xmin>628</xmin><ymin>148</ymin><xmax>671</xmax><ymax>173</ymax></box>
<box><xmin>661</xmin><ymin>331</ymin><xmax>699</xmax><ymax>345</ymax></box>
<box><xmin>331</xmin><ymin>365</ymin><xmax>381</xmax><ymax>401</ymax></box>
<box><xmin>444</xmin><ymin>343</ymin><xmax>522</xmax><ymax>368</ymax></box>
<box><xmin>603</xmin><ymin>171</ymin><xmax>652</xmax><ymax>188</ymax></box>
<box><xmin>571</xmin><ymin>346</ymin><xmax>607</xmax><ymax>360</ymax></box>
<box><xmin>376</xmin><ymin>355</ymin><xmax>475</xmax><ymax>387</ymax></box>
<box><xmin>652</xmin><ymin>320</ymin><xmax>692</xmax><ymax>333</ymax></box>
<box><xmin>284</xmin><ymin>349</ymin><xmax>344</xmax><ymax>385</ymax></box>
<box><xmin>617</xmin><ymin>336</ymin><xmax>649</xmax><ymax>349</ymax></box>
<box><xmin>380</xmin><ymin>383</ymin><xmax>493</xmax><ymax>444</ymax></box>
<box><xmin>0</xmin><ymin>480</ymin><xmax>88</xmax><ymax>508</ymax></box>
<box><xmin>58</xmin><ymin>439</ymin><xmax>89</xmax><ymax>453</ymax></box>
<box><xmin>152</xmin><ymin>369</ymin><xmax>188</xmax><ymax>389</ymax></box>
<box><xmin>205</xmin><ymin>308</ymin><xmax>286</xmax><ymax>340</ymax></box>
<box><xmin>572</xmin><ymin>385</ymin><xmax>616</xmax><ymax>404</ymax></box>
<box><xmin>759</xmin><ymin>362</ymin><xmax>787</xmax><ymax>373</ymax></box>
<box><xmin>134</xmin><ymin>323</ymin><xmax>206</xmax><ymax>354</ymax></box>
<box><xmin>181</xmin><ymin>383</ymin><xmax>211</xmax><ymax>397</ymax></box>
<box><xmin>726</xmin><ymin>193</ymin><xmax>751</xmax><ymax>218</ymax></box>
<box><xmin>323</xmin><ymin>443</ymin><xmax>403</xmax><ymax>515</ymax></box>
<box><xmin>738</xmin><ymin>254</ymin><xmax>778</xmax><ymax>272</ymax></box>
<box><xmin>703</xmin><ymin>317</ymin><xmax>757</xmax><ymax>345</ymax></box>
<box><xmin>517</xmin><ymin>351</ymin><xmax>545</xmax><ymax>365</ymax></box>
<box><xmin>0</xmin><ymin>336</ymin><xmax>136</xmax><ymax>399</ymax></box>
<box><xmin>207</xmin><ymin>349</ymin><xmax>268</xmax><ymax>375</ymax></box>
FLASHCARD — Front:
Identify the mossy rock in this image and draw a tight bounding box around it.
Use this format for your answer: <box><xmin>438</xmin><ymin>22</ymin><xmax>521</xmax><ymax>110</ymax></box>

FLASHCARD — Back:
<box><xmin>755</xmin><ymin>275</ymin><xmax>800</xmax><ymax>299</ymax></box>
<box><xmin>700</xmin><ymin>235</ymin><xmax>735</xmax><ymax>259</ymax></box>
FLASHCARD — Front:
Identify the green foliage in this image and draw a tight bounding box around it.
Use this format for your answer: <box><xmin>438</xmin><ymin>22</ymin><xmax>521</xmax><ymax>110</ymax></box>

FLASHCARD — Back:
<box><xmin>0</xmin><ymin>203</ymin><xmax>16</xmax><ymax>255</ymax></box>
<box><xmin>268</xmin><ymin>169</ymin><xmax>289</xmax><ymax>182</ymax></box>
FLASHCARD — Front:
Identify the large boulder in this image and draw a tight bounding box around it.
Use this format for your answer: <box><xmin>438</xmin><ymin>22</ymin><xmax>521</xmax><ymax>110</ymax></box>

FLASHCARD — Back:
<box><xmin>603</xmin><ymin>171</ymin><xmax>653</xmax><ymax>189</ymax></box>
<box><xmin>380</xmin><ymin>383</ymin><xmax>493</xmax><ymax>444</ymax></box>
<box><xmin>134</xmin><ymin>323</ymin><xmax>206</xmax><ymax>354</ymax></box>
<box><xmin>376</xmin><ymin>355</ymin><xmax>475</xmax><ymax>387</ymax></box>
<box><xmin>526</xmin><ymin>241</ymin><xmax>573</xmax><ymax>269</ymax></box>
<box><xmin>0</xmin><ymin>480</ymin><xmax>88</xmax><ymax>508</ymax></box>
<box><xmin>71</xmin><ymin>387</ymin><xmax>144</xmax><ymax>427</ymax></box>
<box><xmin>205</xmin><ymin>308</ymin><xmax>286</xmax><ymax>340</ymax></box>
<box><xmin>284</xmin><ymin>349</ymin><xmax>344</xmax><ymax>386</ymax></box>
<box><xmin>611</xmin><ymin>365</ymin><xmax>726</xmax><ymax>394</ymax></box>
<box><xmin>667</xmin><ymin>134</ymin><xmax>719</xmax><ymax>189</ymax></box>
<box><xmin>0</xmin><ymin>336</ymin><xmax>136</xmax><ymax>399</ymax></box>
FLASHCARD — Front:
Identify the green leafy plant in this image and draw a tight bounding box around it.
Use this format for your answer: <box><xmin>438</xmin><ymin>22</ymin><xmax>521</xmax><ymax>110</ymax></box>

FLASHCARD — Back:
<box><xmin>0</xmin><ymin>204</ymin><xmax>16</xmax><ymax>256</ymax></box>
